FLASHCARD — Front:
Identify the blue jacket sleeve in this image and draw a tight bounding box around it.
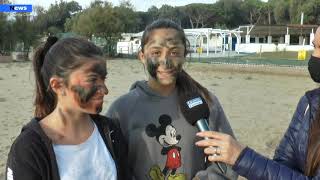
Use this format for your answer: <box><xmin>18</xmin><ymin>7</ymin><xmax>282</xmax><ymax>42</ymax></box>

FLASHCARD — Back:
<box><xmin>232</xmin><ymin>96</ymin><xmax>317</xmax><ymax>180</ymax></box>
<box><xmin>233</xmin><ymin>147</ymin><xmax>319</xmax><ymax>180</ymax></box>
<box><xmin>273</xmin><ymin>96</ymin><xmax>309</xmax><ymax>170</ymax></box>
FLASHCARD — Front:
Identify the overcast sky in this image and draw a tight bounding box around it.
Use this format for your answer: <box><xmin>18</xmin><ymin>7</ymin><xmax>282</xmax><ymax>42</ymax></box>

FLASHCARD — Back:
<box><xmin>11</xmin><ymin>0</ymin><xmax>268</xmax><ymax>12</ymax></box>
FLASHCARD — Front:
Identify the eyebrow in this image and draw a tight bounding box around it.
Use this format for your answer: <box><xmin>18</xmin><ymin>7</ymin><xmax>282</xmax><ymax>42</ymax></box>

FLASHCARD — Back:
<box><xmin>147</xmin><ymin>37</ymin><xmax>183</xmax><ymax>46</ymax></box>
<box><xmin>85</xmin><ymin>63</ymin><xmax>107</xmax><ymax>77</ymax></box>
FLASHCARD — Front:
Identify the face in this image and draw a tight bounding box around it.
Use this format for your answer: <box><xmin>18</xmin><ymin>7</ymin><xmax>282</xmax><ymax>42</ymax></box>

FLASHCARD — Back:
<box><xmin>140</xmin><ymin>28</ymin><xmax>186</xmax><ymax>86</ymax></box>
<box><xmin>64</xmin><ymin>60</ymin><xmax>108</xmax><ymax>114</ymax></box>
<box><xmin>159</xmin><ymin>125</ymin><xmax>181</xmax><ymax>147</ymax></box>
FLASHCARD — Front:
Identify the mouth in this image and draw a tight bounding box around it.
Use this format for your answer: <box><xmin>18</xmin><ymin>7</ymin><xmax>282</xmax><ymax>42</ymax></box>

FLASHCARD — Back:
<box><xmin>157</xmin><ymin>69</ymin><xmax>175</xmax><ymax>76</ymax></box>
<box><xmin>91</xmin><ymin>96</ymin><xmax>104</xmax><ymax>102</ymax></box>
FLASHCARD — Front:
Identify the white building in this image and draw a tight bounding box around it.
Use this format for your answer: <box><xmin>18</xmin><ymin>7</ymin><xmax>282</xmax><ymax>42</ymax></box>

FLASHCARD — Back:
<box><xmin>116</xmin><ymin>32</ymin><xmax>142</xmax><ymax>55</ymax></box>
<box><xmin>117</xmin><ymin>24</ymin><xmax>318</xmax><ymax>56</ymax></box>
<box><xmin>235</xmin><ymin>24</ymin><xmax>318</xmax><ymax>53</ymax></box>
<box><xmin>116</xmin><ymin>28</ymin><xmax>242</xmax><ymax>56</ymax></box>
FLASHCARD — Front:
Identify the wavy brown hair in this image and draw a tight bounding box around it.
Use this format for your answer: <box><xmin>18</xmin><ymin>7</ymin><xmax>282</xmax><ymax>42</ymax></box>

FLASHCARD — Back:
<box><xmin>305</xmin><ymin>102</ymin><xmax>320</xmax><ymax>176</ymax></box>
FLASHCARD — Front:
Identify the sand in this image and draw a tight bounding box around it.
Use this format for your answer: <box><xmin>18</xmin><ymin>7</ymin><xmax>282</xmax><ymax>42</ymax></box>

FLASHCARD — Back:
<box><xmin>0</xmin><ymin>59</ymin><xmax>317</xmax><ymax>179</ymax></box>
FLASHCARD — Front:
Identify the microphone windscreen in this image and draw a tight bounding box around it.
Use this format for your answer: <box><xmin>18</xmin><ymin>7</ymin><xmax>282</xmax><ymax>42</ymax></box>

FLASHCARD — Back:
<box><xmin>179</xmin><ymin>92</ymin><xmax>210</xmax><ymax>126</ymax></box>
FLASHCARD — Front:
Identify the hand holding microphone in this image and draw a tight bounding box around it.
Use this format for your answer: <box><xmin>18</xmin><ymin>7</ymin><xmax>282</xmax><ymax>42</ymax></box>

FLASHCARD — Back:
<box><xmin>195</xmin><ymin>131</ymin><xmax>245</xmax><ymax>166</ymax></box>
<box><xmin>179</xmin><ymin>92</ymin><xmax>245</xmax><ymax>167</ymax></box>
<box><xmin>179</xmin><ymin>92</ymin><xmax>228</xmax><ymax>174</ymax></box>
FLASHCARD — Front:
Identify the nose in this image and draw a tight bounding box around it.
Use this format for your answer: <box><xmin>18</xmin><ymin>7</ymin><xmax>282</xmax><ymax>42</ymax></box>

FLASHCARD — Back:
<box><xmin>177</xmin><ymin>135</ymin><xmax>181</xmax><ymax>140</ymax></box>
<box><xmin>159</xmin><ymin>58</ymin><xmax>174</xmax><ymax>69</ymax></box>
<box><xmin>97</xmin><ymin>84</ymin><xmax>108</xmax><ymax>96</ymax></box>
<box><xmin>102</xmin><ymin>84</ymin><xmax>108</xmax><ymax>95</ymax></box>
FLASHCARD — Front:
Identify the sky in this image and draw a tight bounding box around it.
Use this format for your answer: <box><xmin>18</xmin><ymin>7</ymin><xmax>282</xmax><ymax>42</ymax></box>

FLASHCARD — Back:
<box><xmin>11</xmin><ymin>0</ymin><xmax>268</xmax><ymax>12</ymax></box>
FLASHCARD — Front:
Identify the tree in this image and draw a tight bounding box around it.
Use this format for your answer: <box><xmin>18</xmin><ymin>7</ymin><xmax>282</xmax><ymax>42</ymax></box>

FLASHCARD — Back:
<box><xmin>184</xmin><ymin>4</ymin><xmax>213</xmax><ymax>28</ymax></box>
<box><xmin>13</xmin><ymin>15</ymin><xmax>38</xmax><ymax>52</ymax></box>
<box><xmin>215</xmin><ymin>0</ymin><xmax>246</xmax><ymax>28</ymax></box>
<box><xmin>298</xmin><ymin>0</ymin><xmax>320</xmax><ymax>24</ymax></box>
<box><xmin>114</xmin><ymin>1</ymin><xmax>138</xmax><ymax>33</ymax></box>
<box><xmin>241</xmin><ymin>0</ymin><xmax>265</xmax><ymax>24</ymax></box>
<box><xmin>272</xmin><ymin>0</ymin><xmax>290</xmax><ymax>24</ymax></box>
<box><xmin>34</xmin><ymin>0</ymin><xmax>82</xmax><ymax>35</ymax></box>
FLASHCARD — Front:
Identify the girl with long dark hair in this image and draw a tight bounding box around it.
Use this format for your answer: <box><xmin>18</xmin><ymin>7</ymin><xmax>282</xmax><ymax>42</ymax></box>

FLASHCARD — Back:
<box><xmin>106</xmin><ymin>19</ymin><xmax>238</xmax><ymax>180</ymax></box>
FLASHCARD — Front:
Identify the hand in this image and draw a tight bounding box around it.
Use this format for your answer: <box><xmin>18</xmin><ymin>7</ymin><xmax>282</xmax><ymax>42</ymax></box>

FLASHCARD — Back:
<box><xmin>195</xmin><ymin>131</ymin><xmax>245</xmax><ymax>166</ymax></box>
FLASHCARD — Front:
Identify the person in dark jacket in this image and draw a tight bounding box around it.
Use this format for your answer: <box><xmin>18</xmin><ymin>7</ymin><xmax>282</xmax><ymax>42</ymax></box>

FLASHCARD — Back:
<box><xmin>6</xmin><ymin>37</ymin><xmax>128</xmax><ymax>180</ymax></box>
<box><xmin>195</xmin><ymin>26</ymin><xmax>320</xmax><ymax>179</ymax></box>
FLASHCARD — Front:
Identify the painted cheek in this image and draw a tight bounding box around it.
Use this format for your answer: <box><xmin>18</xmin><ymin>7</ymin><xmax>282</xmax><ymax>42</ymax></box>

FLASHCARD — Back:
<box><xmin>71</xmin><ymin>85</ymin><xmax>105</xmax><ymax>114</ymax></box>
<box><xmin>71</xmin><ymin>85</ymin><xmax>99</xmax><ymax>104</ymax></box>
<box><xmin>146</xmin><ymin>57</ymin><xmax>159</xmax><ymax>79</ymax></box>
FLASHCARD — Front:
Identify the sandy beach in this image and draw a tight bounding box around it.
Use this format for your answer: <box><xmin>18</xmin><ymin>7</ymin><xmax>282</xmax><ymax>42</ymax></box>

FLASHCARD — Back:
<box><xmin>0</xmin><ymin>59</ymin><xmax>317</xmax><ymax>179</ymax></box>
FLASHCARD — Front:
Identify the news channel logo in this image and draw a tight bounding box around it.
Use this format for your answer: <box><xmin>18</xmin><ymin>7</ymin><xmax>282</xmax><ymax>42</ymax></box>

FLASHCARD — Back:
<box><xmin>0</xmin><ymin>4</ymin><xmax>32</xmax><ymax>13</ymax></box>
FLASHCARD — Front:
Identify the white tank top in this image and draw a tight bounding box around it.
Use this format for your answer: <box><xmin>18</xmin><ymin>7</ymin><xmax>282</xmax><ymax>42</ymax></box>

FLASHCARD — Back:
<box><xmin>53</xmin><ymin>122</ymin><xmax>117</xmax><ymax>180</ymax></box>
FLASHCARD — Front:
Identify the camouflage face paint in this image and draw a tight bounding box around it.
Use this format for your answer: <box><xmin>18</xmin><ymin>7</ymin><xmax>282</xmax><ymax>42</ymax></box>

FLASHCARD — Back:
<box><xmin>146</xmin><ymin>57</ymin><xmax>184</xmax><ymax>80</ymax></box>
<box><xmin>71</xmin><ymin>85</ymin><xmax>105</xmax><ymax>113</ymax></box>
<box><xmin>71</xmin><ymin>85</ymin><xmax>99</xmax><ymax>104</ymax></box>
<box><xmin>84</xmin><ymin>61</ymin><xmax>107</xmax><ymax>79</ymax></box>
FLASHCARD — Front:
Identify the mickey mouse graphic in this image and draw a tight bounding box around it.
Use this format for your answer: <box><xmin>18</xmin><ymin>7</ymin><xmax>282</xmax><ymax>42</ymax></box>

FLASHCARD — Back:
<box><xmin>145</xmin><ymin>114</ymin><xmax>186</xmax><ymax>180</ymax></box>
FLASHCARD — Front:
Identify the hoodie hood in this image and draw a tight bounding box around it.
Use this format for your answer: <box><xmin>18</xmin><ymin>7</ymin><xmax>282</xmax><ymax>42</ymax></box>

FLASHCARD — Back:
<box><xmin>21</xmin><ymin>118</ymin><xmax>53</xmax><ymax>147</ymax></box>
<box><xmin>129</xmin><ymin>80</ymin><xmax>177</xmax><ymax>99</ymax></box>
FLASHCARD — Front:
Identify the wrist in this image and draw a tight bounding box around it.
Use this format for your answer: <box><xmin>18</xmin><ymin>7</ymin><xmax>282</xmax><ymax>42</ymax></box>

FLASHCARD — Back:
<box><xmin>231</xmin><ymin>145</ymin><xmax>247</xmax><ymax>166</ymax></box>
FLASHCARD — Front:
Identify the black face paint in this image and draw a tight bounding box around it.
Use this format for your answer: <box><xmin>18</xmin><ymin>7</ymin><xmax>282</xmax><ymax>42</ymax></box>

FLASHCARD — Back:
<box><xmin>146</xmin><ymin>57</ymin><xmax>158</xmax><ymax>79</ymax></box>
<box><xmin>85</xmin><ymin>62</ymin><xmax>107</xmax><ymax>78</ymax></box>
<box><xmin>308</xmin><ymin>55</ymin><xmax>320</xmax><ymax>83</ymax></box>
<box><xmin>71</xmin><ymin>85</ymin><xmax>99</xmax><ymax>104</ymax></box>
<box><xmin>146</xmin><ymin>57</ymin><xmax>184</xmax><ymax>80</ymax></box>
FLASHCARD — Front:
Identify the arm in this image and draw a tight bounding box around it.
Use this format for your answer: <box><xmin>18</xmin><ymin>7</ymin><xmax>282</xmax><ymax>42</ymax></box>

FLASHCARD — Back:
<box><xmin>196</xmin><ymin>96</ymin><xmax>316</xmax><ymax>180</ymax></box>
<box><xmin>194</xmin><ymin>95</ymin><xmax>238</xmax><ymax>180</ymax></box>
<box><xmin>6</xmin><ymin>136</ymin><xmax>42</xmax><ymax>180</ymax></box>
<box><xmin>233</xmin><ymin>147</ymin><xmax>318</xmax><ymax>180</ymax></box>
<box><xmin>195</xmin><ymin>130</ymin><xmax>319</xmax><ymax>180</ymax></box>
<box><xmin>273</xmin><ymin>96</ymin><xmax>309</xmax><ymax>169</ymax></box>
<box><xmin>106</xmin><ymin>100</ymin><xmax>132</xmax><ymax>180</ymax></box>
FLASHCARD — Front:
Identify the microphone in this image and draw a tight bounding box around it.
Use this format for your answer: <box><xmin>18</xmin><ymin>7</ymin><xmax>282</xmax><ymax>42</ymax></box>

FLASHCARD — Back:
<box><xmin>179</xmin><ymin>92</ymin><xmax>227</xmax><ymax>174</ymax></box>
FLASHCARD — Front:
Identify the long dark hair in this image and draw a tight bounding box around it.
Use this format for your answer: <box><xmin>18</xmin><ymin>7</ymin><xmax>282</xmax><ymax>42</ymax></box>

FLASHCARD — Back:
<box><xmin>33</xmin><ymin>37</ymin><xmax>103</xmax><ymax>119</ymax></box>
<box><xmin>305</xmin><ymin>101</ymin><xmax>320</xmax><ymax>176</ymax></box>
<box><xmin>140</xmin><ymin>19</ymin><xmax>212</xmax><ymax>105</ymax></box>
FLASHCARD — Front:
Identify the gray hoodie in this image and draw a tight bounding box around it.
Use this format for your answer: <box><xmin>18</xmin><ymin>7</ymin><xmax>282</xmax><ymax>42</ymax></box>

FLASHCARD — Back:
<box><xmin>106</xmin><ymin>81</ymin><xmax>238</xmax><ymax>180</ymax></box>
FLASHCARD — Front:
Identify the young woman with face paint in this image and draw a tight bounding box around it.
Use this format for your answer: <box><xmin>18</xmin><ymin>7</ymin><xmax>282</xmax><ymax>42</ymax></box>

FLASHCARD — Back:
<box><xmin>195</xmin><ymin>26</ymin><xmax>320</xmax><ymax>179</ymax></box>
<box><xmin>106</xmin><ymin>19</ymin><xmax>238</xmax><ymax>180</ymax></box>
<box><xmin>6</xmin><ymin>37</ymin><xmax>129</xmax><ymax>180</ymax></box>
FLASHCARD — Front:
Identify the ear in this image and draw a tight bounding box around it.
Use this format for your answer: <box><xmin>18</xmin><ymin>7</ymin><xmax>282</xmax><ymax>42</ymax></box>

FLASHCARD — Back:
<box><xmin>138</xmin><ymin>50</ymin><xmax>146</xmax><ymax>64</ymax></box>
<box><xmin>145</xmin><ymin>124</ymin><xmax>157</xmax><ymax>137</ymax></box>
<box><xmin>49</xmin><ymin>76</ymin><xmax>65</xmax><ymax>95</ymax></box>
<box><xmin>159</xmin><ymin>114</ymin><xmax>172</xmax><ymax>126</ymax></box>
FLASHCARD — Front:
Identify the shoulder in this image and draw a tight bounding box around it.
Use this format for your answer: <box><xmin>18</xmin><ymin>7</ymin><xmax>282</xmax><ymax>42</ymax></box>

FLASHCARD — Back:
<box><xmin>92</xmin><ymin>115</ymin><xmax>124</xmax><ymax>139</ymax></box>
<box><xmin>287</xmin><ymin>92</ymin><xmax>315</xmax><ymax>129</ymax></box>
<box><xmin>113</xmin><ymin>89</ymin><xmax>140</xmax><ymax>106</ymax></box>
<box><xmin>207</xmin><ymin>91</ymin><xmax>223</xmax><ymax>111</ymax></box>
<box><xmin>8</xmin><ymin>120</ymin><xmax>46</xmax><ymax>161</ymax></box>
<box><xmin>92</xmin><ymin>114</ymin><xmax>118</xmax><ymax>128</ymax></box>
<box><xmin>13</xmin><ymin>120</ymin><xmax>44</xmax><ymax>148</ymax></box>
<box><xmin>107</xmin><ymin>89</ymin><xmax>141</xmax><ymax>116</ymax></box>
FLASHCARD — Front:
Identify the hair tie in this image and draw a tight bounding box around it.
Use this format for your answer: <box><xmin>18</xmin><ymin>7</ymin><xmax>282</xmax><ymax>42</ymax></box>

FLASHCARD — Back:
<box><xmin>39</xmin><ymin>36</ymin><xmax>58</xmax><ymax>67</ymax></box>
<box><xmin>43</xmin><ymin>36</ymin><xmax>58</xmax><ymax>55</ymax></box>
